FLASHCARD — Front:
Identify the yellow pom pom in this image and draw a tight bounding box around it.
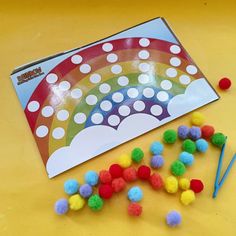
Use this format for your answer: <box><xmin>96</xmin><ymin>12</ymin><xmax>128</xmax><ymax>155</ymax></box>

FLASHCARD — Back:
<box><xmin>180</xmin><ymin>190</ymin><xmax>195</xmax><ymax>205</ymax></box>
<box><xmin>179</xmin><ymin>178</ymin><xmax>190</xmax><ymax>190</ymax></box>
<box><xmin>69</xmin><ymin>194</ymin><xmax>85</xmax><ymax>210</ymax></box>
<box><xmin>191</xmin><ymin>112</ymin><xmax>205</xmax><ymax>126</ymax></box>
<box><xmin>118</xmin><ymin>154</ymin><xmax>132</xmax><ymax>168</ymax></box>
<box><xmin>165</xmin><ymin>176</ymin><xmax>178</xmax><ymax>193</ymax></box>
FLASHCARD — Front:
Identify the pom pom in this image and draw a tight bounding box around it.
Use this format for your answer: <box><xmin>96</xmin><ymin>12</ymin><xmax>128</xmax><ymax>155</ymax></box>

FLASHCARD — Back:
<box><xmin>190</xmin><ymin>179</ymin><xmax>204</xmax><ymax>193</ymax></box>
<box><xmin>150</xmin><ymin>155</ymin><xmax>164</xmax><ymax>169</ymax></box>
<box><xmin>165</xmin><ymin>176</ymin><xmax>178</xmax><ymax>193</ymax></box>
<box><xmin>178</xmin><ymin>125</ymin><xmax>189</xmax><ymax>140</ymax></box>
<box><xmin>88</xmin><ymin>194</ymin><xmax>104</xmax><ymax>211</ymax></box>
<box><xmin>98</xmin><ymin>184</ymin><xmax>113</xmax><ymax>199</ymax></box>
<box><xmin>179</xmin><ymin>152</ymin><xmax>194</xmax><ymax>166</ymax></box>
<box><xmin>68</xmin><ymin>194</ymin><xmax>85</xmax><ymax>210</ymax></box>
<box><xmin>128</xmin><ymin>186</ymin><xmax>143</xmax><ymax>202</ymax></box>
<box><xmin>163</xmin><ymin>129</ymin><xmax>177</xmax><ymax>144</ymax></box>
<box><xmin>211</xmin><ymin>133</ymin><xmax>226</xmax><ymax>147</ymax></box>
<box><xmin>196</xmin><ymin>138</ymin><xmax>208</xmax><ymax>153</ymax></box>
<box><xmin>111</xmin><ymin>177</ymin><xmax>126</xmax><ymax>192</ymax></box>
<box><xmin>54</xmin><ymin>199</ymin><xmax>69</xmax><ymax>215</ymax></box>
<box><xmin>64</xmin><ymin>179</ymin><xmax>79</xmax><ymax>195</ymax></box>
<box><xmin>79</xmin><ymin>184</ymin><xmax>93</xmax><ymax>198</ymax></box>
<box><xmin>99</xmin><ymin>170</ymin><xmax>112</xmax><ymax>184</ymax></box>
<box><xmin>84</xmin><ymin>171</ymin><xmax>99</xmax><ymax>186</ymax></box>
<box><xmin>166</xmin><ymin>210</ymin><xmax>182</xmax><ymax>227</ymax></box>
<box><xmin>201</xmin><ymin>125</ymin><xmax>215</xmax><ymax>139</ymax></box>
<box><xmin>180</xmin><ymin>190</ymin><xmax>195</xmax><ymax>205</ymax></box>
<box><xmin>137</xmin><ymin>165</ymin><xmax>151</xmax><ymax>180</ymax></box>
<box><xmin>128</xmin><ymin>202</ymin><xmax>142</xmax><ymax>216</ymax></box>
<box><xmin>191</xmin><ymin>112</ymin><xmax>205</xmax><ymax>126</ymax></box>
<box><xmin>149</xmin><ymin>173</ymin><xmax>164</xmax><ymax>190</ymax></box>
<box><xmin>150</xmin><ymin>141</ymin><xmax>164</xmax><ymax>155</ymax></box>
<box><xmin>179</xmin><ymin>178</ymin><xmax>190</xmax><ymax>190</ymax></box>
<box><xmin>188</xmin><ymin>126</ymin><xmax>202</xmax><ymax>140</ymax></box>
<box><xmin>219</xmin><ymin>77</ymin><xmax>231</xmax><ymax>90</ymax></box>
<box><xmin>170</xmin><ymin>160</ymin><xmax>186</xmax><ymax>176</ymax></box>
<box><xmin>131</xmin><ymin>147</ymin><xmax>144</xmax><ymax>163</ymax></box>
<box><xmin>118</xmin><ymin>154</ymin><xmax>132</xmax><ymax>168</ymax></box>
<box><xmin>182</xmin><ymin>139</ymin><xmax>196</xmax><ymax>154</ymax></box>
<box><xmin>123</xmin><ymin>167</ymin><xmax>137</xmax><ymax>182</ymax></box>
<box><xmin>109</xmin><ymin>164</ymin><xmax>123</xmax><ymax>178</ymax></box>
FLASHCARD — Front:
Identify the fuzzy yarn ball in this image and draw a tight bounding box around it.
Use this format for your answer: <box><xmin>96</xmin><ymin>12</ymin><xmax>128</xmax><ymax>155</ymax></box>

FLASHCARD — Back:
<box><xmin>165</xmin><ymin>176</ymin><xmax>178</xmax><ymax>193</ymax></box>
<box><xmin>54</xmin><ymin>199</ymin><xmax>69</xmax><ymax>215</ymax></box>
<box><xmin>188</xmin><ymin>126</ymin><xmax>202</xmax><ymax>140</ymax></box>
<box><xmin>178</xmin><ymin>125</ymin><xmax>189</xmax><ymax>140</ymax></box>
<box><xmin>137</xmin><ymin>165</ymin><xmax>151</xmax><ymax>180</ymax></box>
<box><xmin>150</xmin><ymin>141</ymin><xmax>164</xmax><ymax>155</ymax></box>
<box><xmin>123</xmin><ymin>167</ymin><xmax>137</xmax><ymax>182</ymax></box>
<box><xmin>190</xmin><ymin>179</ymin><xmax>204</xmax><ymax>193</ymax></box>
<box><xmin>179</xmin><ymin>152</ymin><xmax>194</xmax><ymax>166</ymax></box>
<box><xmin>196</xmin><ymin>138</ymin><xmax>209</xmax><ymax>153</ymax></box>
<box><xmin>131</xmin><ymin>147</ymin><xmax>144</xmax><ymax>163</ymax></box>
<box><xmin>171</xmin><ymin>160</ymin><xmax>186</xmax><ymax>176</ymax></box>
<box><xmin>79</xmin><ymin>184</ymin><xmax>93</xmax><ymax>198</ymax></box>
<box><xmin>118</xmin><ymin>154</ymin><xmax>132</xmax><ymax>168</ymax></box>
<box><xmin>99</xmin><ymin>170</ymin><xmax>112</xmax><ymax>184</ymax></box>
<box><xmin>166</xmin><ymin>210</ymin><xmax>182</xmax><ymax>227</ymax></box>
<box><xmin>219</xmin><ymin>77</ymin><xmax>231</xmax><ymax>90</ymax></box>
<box><xmin>68</xmin><ymin>194</ymin><xmax>85</xmax><ymax>211</ymax></box>
<box><xmin>98</xmin><ymin>184</ymin><xmax>113</xmax><ymax>199</ymax></box>
<box><xmin>179</xmin><ymin>178</ymin><xmax>190</xmax><ymax>190</ymax></box>
<box><xmin>88</xmin><ymin>194</ymin><xmax>104</xmax><ymax>211</ymax></box>
<box><xmin>180</xmin><ymin>190</ymin><xmax>195</xmax><ymax>205</ymax></box>
<box><xmin>149</xmin><ymin>173</ymin><xmax>164</xmax><ymax>190</ymax></box>
<box><xmin>211</xmin><ymin>133</ymin><xmax>226</xmax><ymax>147</ymax></box>
<box><xmin>201</xmin><ymin>125</ymin><xmax>215</xmax><ymax>139</ymax></box>
<box><xmin>128</xmin><ymin>202</ymin><xmax>142</xmax><ymax>216</ymax></box>
<box><xmin>64</xmin><ymin>179</ymin><xmax>79</xmax><ymax>195</ymax></box>
<box><xmin>150</xmin><ymin>155</ymin><xmax>164</xmax><ymax>169</ymax></box>
<box><xmin>85</xmin><ymin>171</ymin><xmax>99</xmax><ymax>186</ymax></box>
<box><xmin>128</xmin><ymin>186</ymin><xmax>143</xmax><ymax>202</ymax></box>
<box><xmin>163</xmin><ymin>129</ymin><xmax>177</xmax><ymax>144</ymax></box>
<box><xmin>191</xmin><ymin>112</ymin><xmax>205</xmax><ymax>126</ymax></box>
<box><xmin>182</xmin><ymin>139</ymin><xmax>196</xmax><ymax>154</ymax></box>
<box><xmin>109</xmin><ymin>164</ymin><xmax>123</xmax><ymax>178</ymax></box>
<box><xmin>111</xmin><ymin>177</ymin><xmax>126</xmax><ymax>192</ymax></box>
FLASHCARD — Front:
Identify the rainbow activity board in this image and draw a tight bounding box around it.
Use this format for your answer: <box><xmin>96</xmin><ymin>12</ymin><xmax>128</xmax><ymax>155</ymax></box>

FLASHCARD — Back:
<box><xmin>10</xmin><ymin>17</ymin><xmax>219</xmax><ymax>178</ymax></box>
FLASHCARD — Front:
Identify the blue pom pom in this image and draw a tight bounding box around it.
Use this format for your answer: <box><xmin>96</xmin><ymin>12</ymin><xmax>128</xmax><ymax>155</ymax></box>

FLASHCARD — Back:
<box><xmin>189</xmin><ymin>126</ymin><xmax>201</xmax><ymax>140</ymax></box>
<box><xmin>54</xmin><ymin>199</ymin><xmax>69</xmax><ymax>215</ymax></box>
<box><xmin>79</xmin><ymin>184</ymin><xmax>93</xmax><ymax>198</ymax></box>
<box><xmin>127</xmin><ymin>186</ymin><xmax>143</xmax><ymax>202</ymax></box>
<box><xmin>150</xmin><ymin>141</ymin><xmax>164</xmax><ymax>155</ymax></box>
<box><xmin>196</xmin><ymin>138</ymin><xmax>209</xmax><ymax>153</ymax></box>
<box><xmin>85</xmin><ymin>171</ymin><xmax>99</xmax><ymax>186</ymax></box>
<box><xmin>64</xmin><ymin>179</ymin><xmax>79</xmax><ymax>195</ymax></box>
<box><xmin>150</xmin><ymin>155</ymin><xmax>164</xmax><ymax>168</ymax></box>
<box><xmin>166</xmin><ymin>210</ymin><xmax>182</xmax><ymax>227</ymax></box>
<box><xmin>179</xmin><ymin>152</ymin><xmax>194</xmax><ymax>166</ymax></box>
<box><xmin>178</xmin><ymin>125</ymin><xmax>189</xmax><ymax>139</ymax></box>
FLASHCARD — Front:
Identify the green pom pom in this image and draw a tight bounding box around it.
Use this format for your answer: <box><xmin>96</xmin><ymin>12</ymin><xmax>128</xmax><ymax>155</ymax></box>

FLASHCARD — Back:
<box><xmin>131</xmin><ymin>147</ymin><xmax>144</xmax><ymax>163</ymax></box>
<box><xmin>182</xmin><ymin>139</ymin><xmax>196</xmax><ymax>154</ymax></box>
<box><xmin>163</xmin><ymin>129</ymin><xmax>177</xmax><ymax>144</ymax></box>
<box><xmin>211</xmin><ymin>133</ymin><xmax>226</xmax><ymax>147</ymax></box>
<box><xmin>171</xmin><ymin>160</ymin><xmax>186</xmax><ymax>176</ymax></box>
<box><xmin>88</xmin><ymin>194</ymin><xmax>103</xmax><ymax>211</ymax></box>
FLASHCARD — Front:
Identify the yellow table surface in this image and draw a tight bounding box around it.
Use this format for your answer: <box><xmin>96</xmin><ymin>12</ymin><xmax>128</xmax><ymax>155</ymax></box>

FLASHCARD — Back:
<box><xmin>1</xmin><ymin>0</ymin><xmax>236</xmax><ymax>235</ymax></box>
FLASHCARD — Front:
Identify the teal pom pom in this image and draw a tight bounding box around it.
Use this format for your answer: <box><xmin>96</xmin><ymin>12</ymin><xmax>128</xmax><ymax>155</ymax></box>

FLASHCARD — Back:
<box><xmin>150</xmin><ymin>141</ymin><xmax>164</xmax><ymax>155</ymax></box>
<box><xmin>85</xmin><ymin>171</ymin><xmax>99</xmax><ymax>186</ymax></box>
<box><xmin>196</xmin><ymin>139</ymin><xmax>209</xmax><ymax>153</ymax></box>
<box><xmin>64</xmin><ymin>179</ymin><xmax>79</xmax><ymax>195</ymax></box>
<box><xmin>179</xmin><ymin>152</ymin><xmax>194</xmax><ymax>166</ymax></box>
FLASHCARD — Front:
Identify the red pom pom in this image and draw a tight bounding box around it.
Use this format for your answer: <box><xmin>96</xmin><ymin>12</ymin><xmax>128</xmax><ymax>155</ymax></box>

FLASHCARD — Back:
<box><xmin>123</xmin><ymin>167</ymin><xmax>137</xmax><ymax>182</ymax></box>
<box><xmin>201</xmin><ymin>125</ymin><xmax>215</xmax><ymax>139</ymax></box>
<box><xmin>109</xmin><ymin>164</ymin><xmax>123</xmax><ymax>178</ymax></box>
<box><xmin>98</xmin><ymin>184</ymin><xmax>113</xmax><ymax>199</ymax></box>
<box><xmin>128</xmin><ymin>202</ymin><xmax>142</xmax><ymax>216</ymax></box>
<box><xmin>99</xmin><ymin>170</ymin><xmax>112</xmax><ymax>184</ymax></box>
<box><xmin>219</xmin><ymin>77</ymin><xmax>231</xmax><ymax>90</ymax></box>
<box><xmin>111</xmin><ymin>177</ymin><xmax>126</xmax><ymax>192</ymax></box>
<box><xmin>190</xmin><ymin>179</ymin><xmax>204</xmax><ymax>193</ymax></box>
<box><xmin>137</xmin><ymin>165</ymin><xmax>151</xmax><ymax>180</ymax></box>
<box><xmin>149</xmin><ymin>173</ymin><xmax>164</xmax><ymax>190</ymax></box>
